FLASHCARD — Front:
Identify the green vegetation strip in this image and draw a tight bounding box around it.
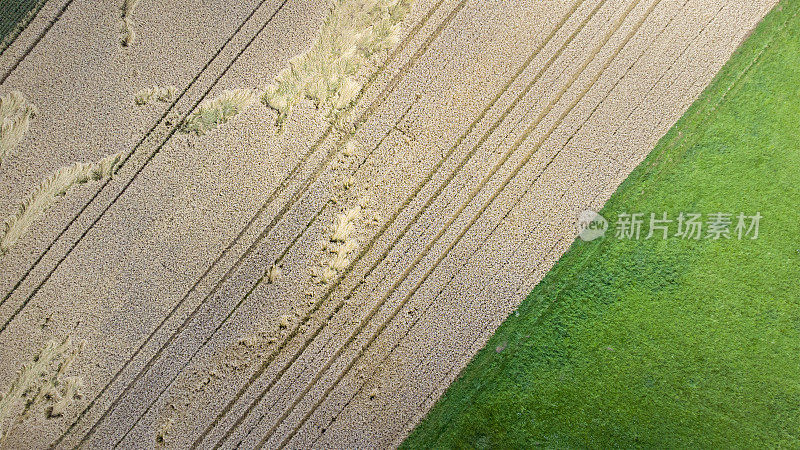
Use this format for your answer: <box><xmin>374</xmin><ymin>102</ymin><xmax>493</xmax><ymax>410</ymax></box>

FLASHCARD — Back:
<box><xmin>0</xmin><ymin>0</ymin><xmax>48</xmax><ymax>56</ymax></box>
<box><xmin>404</xmin><ymin>1</ymin><xmax>800</xmax><ymax>447</ymax></box>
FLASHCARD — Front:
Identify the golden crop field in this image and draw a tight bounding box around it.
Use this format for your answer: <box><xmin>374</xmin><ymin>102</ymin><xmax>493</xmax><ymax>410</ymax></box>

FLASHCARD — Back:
<box><xmin>0</xmin><ymin>0</ymin><xmax>778</xmax><ymax>447</ymax></box>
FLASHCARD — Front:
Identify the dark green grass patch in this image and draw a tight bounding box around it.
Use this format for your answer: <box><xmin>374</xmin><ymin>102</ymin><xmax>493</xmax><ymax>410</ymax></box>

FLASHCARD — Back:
<box><xmin>404</xmin><ymin>1</ymin><xmax>800</xmax><ymax>448</ymax></box>
<box><xmin>0</xmin><ymin>0</ymin><xmax>49</xmax><ymax>56</ymax></box>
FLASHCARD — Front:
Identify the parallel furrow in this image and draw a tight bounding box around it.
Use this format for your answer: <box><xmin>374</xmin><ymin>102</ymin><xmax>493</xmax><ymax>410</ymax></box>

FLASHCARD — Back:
<box><xmin>0</xmin><ymin>0</ymin><xmax>290</xmax><ymax>330</ymax></box>
<box><xmin>160</xmin><ymin>1</ymin><xmax>469</xmax><ymax>447</ymax></box>
<box><xmin>46</xmin><ymin>0</ymin><xmax>311</xmax><ymax>446</ymax></box>
<box><xmin>214</xmin><ymin>0</ymin><xmax>598</xmax><ymax>446</ymax></box>
<box><xmin>255</xmin><ymin>0</ymin><xmax>664</xmax><ymax>446</ymax></box>
<box><xmin>374</xmin><ymin>0</ymin><xmax>705</xmax><ymax>401</ymax></box>
<box><xmin>0</xmin><ymin>0</ymin><xmax>62</xmax><ymax>82</ymax></box>
<box><xmin>86</xmin><ymin>1</ymin><xmax>464</xmax><ymax>447</ymax></box>
<box><xmin>375</xmin><ymin>1</ymin><xmax>772</xmax><ymax>443</ymax></box>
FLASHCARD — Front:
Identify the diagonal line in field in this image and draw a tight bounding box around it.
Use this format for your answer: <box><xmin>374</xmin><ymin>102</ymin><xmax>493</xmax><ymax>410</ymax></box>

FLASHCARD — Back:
<box><xmin>261</xmin><ymin>0</ymin><xmax>665</xmax><ymax>446</ymax></box>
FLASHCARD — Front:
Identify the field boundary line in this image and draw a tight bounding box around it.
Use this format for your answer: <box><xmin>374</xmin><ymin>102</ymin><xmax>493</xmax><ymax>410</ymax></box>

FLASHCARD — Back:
<box><xmin>0</xmin><ymin>0</ymin><xmax>64</xmax><ymax>83</ymax></box>
<box><xmin>364</xmin><ymin>0</ymin><xmax>710</xmax><ymax>425</ymax></box>
<box><xmin>260</xmin><ymin>0</ymin><xmax>661</xmax><ymax>445</ymax></box>
<box><xmin>604</xmin><ymin>2</ymin><xmax>795</xmax><ymax>227</ymax></box>
<box><xmin>525</xmin><ymin>0</ymin><xmax>796</xmax><ymax>342</ymax></box>
<box><xmin>392</xmin><ymin>232</ymin><xmax>571</xmax><ymax>447</ymax></box>
<box><xmin>404</xmin><ymin>3</ymin><xmax>794</xmax><ymax>442</ymax></box>
<box><xmin>393</xmin><ymin>0</ymin><xmax>704</xmax><ymax>384</ymax></box>
<box><xmin>404</xmin><ymin>1</ymin><xmax>780</xmax><ymax>441</ymax></box>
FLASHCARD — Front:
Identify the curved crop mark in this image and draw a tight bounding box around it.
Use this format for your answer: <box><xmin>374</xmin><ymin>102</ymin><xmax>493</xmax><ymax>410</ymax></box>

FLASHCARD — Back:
<box><xmin>0</xmin><ymin>90</ymin><xmax>37</xmax><ymax>166</ymax></box>
<box><xmin>119</xmin><ymin>0</ymin><xmax>140</xmax><ymax>46</ymax></box>
<box><xmin>0</xmin><ymin>151</ymin><xmax>122</xmax><ymax>257</ymax></box>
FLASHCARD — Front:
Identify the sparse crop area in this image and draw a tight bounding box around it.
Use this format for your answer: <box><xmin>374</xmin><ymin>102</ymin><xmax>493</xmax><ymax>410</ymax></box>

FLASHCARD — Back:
<box><xmin>404</xmin><ymin>2</ymin><xmax>800</xmax><ymax>447</ymax></box>
<box><xmin>0</xmin><ymin>0</ymin><xmax>791</xmax><ymax>448</ymax></box>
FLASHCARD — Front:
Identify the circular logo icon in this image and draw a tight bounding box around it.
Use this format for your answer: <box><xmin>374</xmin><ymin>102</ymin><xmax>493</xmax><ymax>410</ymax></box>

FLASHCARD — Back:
<box><xmin>577</xmin><ymin>209</ymin><xmax>607</xmax><ymax>241</ymax></box>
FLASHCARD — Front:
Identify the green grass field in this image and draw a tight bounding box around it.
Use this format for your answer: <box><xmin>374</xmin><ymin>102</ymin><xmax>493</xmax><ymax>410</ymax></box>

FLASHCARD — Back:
<box><xmin>0</xmin><ymin>0</ymin><xmax>47</xmax><ymax>55</ymax></box>
<box><xmin>403</xmin><ymin>1</ymin><xmax>800</xmax><ymax>448</ymax></box>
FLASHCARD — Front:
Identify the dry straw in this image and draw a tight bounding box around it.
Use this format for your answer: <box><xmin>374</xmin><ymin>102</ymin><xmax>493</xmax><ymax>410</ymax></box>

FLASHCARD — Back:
<box><xmin>0</xmin><ymin>338</ymin><xmax>84</xmax><ymax>444</ymax></box>
<box><xmin>313</xmin><ymin>205</ymin><xmax>362</xmax><ymax>283</ymax></box>
<box><xmin>120</xmin><ymin>0</ymin><xmax>141</xmax><ymax>46</ymax></box>
<box><xmin>263</xmin><ymin>0</ymin><xmax>413</xmax><ymax>125</ymax></box>
<box><xmin>1</xmin><ymin>152</ymin><xmax>122</xmax><ymax>256</ymax></box>
<box><xmin>134</xmin><ymin>85</ymin><xmax>177</xmax><ymax>105</ymax></box>
<box><xmin>0</xmin><ymin>91</ymin><xmax>37</xmax><ymax>166</ymax></box>
<box><xmin>266</xmin><ymin>264</ymin><xmax>283</xmax><ymax>284</ymax></box>
<box><xmin>330</xmin><ymin>207</ymin><xmax>360</xmax><ymax>242</ymax></box>
<box><xmin>182</xmin><ymin>89</ymin><xmax>258</xmax><ymax>135</ymax></box>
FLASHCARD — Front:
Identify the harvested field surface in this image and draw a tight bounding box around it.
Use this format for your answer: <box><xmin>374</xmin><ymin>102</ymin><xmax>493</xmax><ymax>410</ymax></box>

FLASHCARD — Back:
<box><xmin>0</xmin><ymin>0</ymin><xmax>778</xmax><ymax>447</ymax></box>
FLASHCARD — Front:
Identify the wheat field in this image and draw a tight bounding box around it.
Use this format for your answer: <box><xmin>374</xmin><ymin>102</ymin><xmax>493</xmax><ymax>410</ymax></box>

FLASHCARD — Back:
<box><xmin>0</xmin><ymin>0</ymin><xmax>777</xmax><ymax>447</ymax></box>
